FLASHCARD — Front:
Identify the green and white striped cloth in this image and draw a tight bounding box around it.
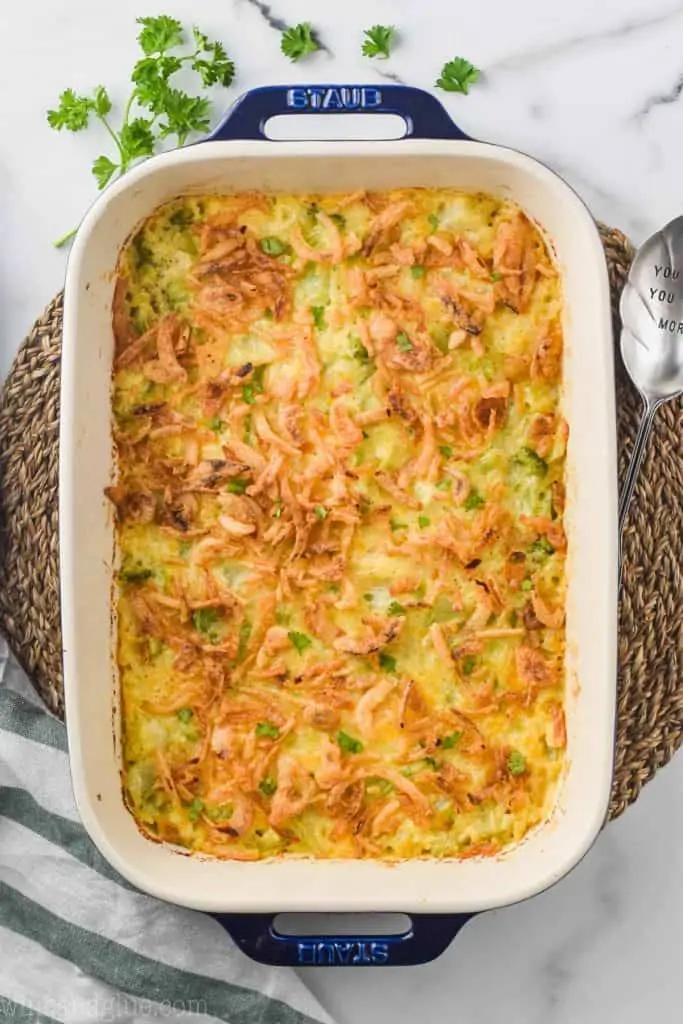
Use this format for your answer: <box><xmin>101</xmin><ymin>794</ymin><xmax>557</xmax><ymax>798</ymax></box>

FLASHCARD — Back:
<box><xmin>0</xmin><ymin>637</ymin><xmax>333</xmax><ymax>1024</ymax></box>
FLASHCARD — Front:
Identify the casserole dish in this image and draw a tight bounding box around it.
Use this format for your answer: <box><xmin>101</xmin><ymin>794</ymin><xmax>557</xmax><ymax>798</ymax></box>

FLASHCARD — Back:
<box><xmin>61</xmin><ymin>84</ymin><xmax>618</xmax><ymax>966</ymax></box>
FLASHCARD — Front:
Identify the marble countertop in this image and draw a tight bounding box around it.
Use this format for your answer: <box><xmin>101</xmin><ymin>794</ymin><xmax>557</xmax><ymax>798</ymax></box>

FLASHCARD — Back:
<box><xmin>1</xmin><ymin>0</ymin><xmax>682</xmax><ymax>1020</ymax></box>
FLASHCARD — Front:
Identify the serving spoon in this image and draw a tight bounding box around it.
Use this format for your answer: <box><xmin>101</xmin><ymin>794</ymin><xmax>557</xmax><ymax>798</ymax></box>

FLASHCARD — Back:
<box><xmin>618</xmin><ymin>215</ymin><xmax>683</xmax><ymax>552</ymax></box>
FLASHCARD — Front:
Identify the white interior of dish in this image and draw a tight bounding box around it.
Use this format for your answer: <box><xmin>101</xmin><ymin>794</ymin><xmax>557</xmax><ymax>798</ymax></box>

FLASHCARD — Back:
<box><xmin>60</xmin><ymin>139</ymin><xmax>618</xmax><ymax>914</ymax></box>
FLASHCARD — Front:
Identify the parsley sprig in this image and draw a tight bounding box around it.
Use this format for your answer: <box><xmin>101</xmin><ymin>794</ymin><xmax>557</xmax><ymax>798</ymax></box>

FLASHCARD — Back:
<box><xmin>362</xmin><ymin>25</ymin><xmax>395</xmax><ymax>59</ymax></box>
<box><xmin>435</xmin><ymin>57</ymin><xmax>481</xmax><ymax>95</ymax></box>
<box><xmin>47</xmin><ymin>16</ymin><xmax>235</xmax><ymax>246</ymax></box>
<box><xmin>48</xmin><ymin>16</ymin><xmax>483</xmax><ymax>248</ymax></box>
<box><xmin>281</xmin><ymin>22</ymin><xmax>320</xmax><ymax>62</ymax></box>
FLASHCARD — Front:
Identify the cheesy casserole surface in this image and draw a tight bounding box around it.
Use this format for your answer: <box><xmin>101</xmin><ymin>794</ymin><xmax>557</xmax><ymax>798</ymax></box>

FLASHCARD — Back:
<box><xmin>109</xmin><ymin>188</ymin><xmax>568</xmax><ymax>860</ymax></box>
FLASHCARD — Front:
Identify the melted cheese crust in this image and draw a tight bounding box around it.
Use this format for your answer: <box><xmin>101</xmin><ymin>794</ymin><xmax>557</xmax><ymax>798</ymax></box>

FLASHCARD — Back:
<box><xmin>111</xmin><ymin>188</ymin><xmax>567</xmax><ymax>861</ymax></box>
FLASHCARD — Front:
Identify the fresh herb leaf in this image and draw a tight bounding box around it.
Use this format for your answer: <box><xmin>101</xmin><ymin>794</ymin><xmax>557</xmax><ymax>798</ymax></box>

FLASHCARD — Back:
<box><xmin>396</xmin><ymin>331</ymin><xmax>414</xmax><ymax>353</ymax></box>
<box><xmin>436</xmin><ymin>479</ymin><xmax>452</xmax><ymax>492</ymax></box>
<box><xmin>288</xmin><ymin>631</ymin><xmax>312</xmax><ymax>654</ymax></box>
<box><xmin>272</xmin><ymin>501</ymin><xmax>284</xmax><ymax>519</ymax></box>
<box><xmin>390</xmin><ymin>518</ymin><xmax>407</xmax><ymax>532</ymax></box>
<box><xmin>281</xmin><ymin>22</ymin><xmax>320</xmax><ymax>62</ymax></box>
<box><xmin>226</xmin><ymin>478</ymin><xmax>249</xmax><ymax>494</ymax></box>
<box><xmin>311</xmin><ymin>305</ymin><xmax>327</xmax><ymax>330</ymax></box>
<box><xmin>187</xmin><ymin>796</ymin><xmax>204</xmax><ymax>822</ymax></box>
<box><xmin>47</xmin><ymin>89</ymin><xmax>101</xmax><ymax>132</ymax></box>
<box><xmin>137</xmin><ymin>15</ymin><xmax>183</xmax><ymax>55</ymax></box>
<box><xmin>427</xmin><ymin>212</ymin><xmax>440</xmax><ymax>231</ymax></box>
<box><xmin>441</xmin><ymin>731</ymin><xmax>462</xmax><ymax>750</ymax></box>
<box><xmin>255</xmin><ymin>721</ymin><xmax>280</xmax><ymax>740</ymax></box>
<box><xmin>439</xmin><ymin>445</ymin><xmax>453</xmax><ymax>459</ymax></box>
<box><xmin>208</xmin><ymin>416</ymin><xmax>223</xmax><ymax>432</ymax></box>
<box><xmin>379</xmin><ymin>652</ymin><xmax>397</xmax><ymax>673</ymax></box>
<box><xmin>424</xmin><ymin>756</ymin><xmax>439</xmax><ymax>771</ymax></box>
<box><xmin>513</xmin><ymin>446</ymin><xmax>548</xmax><ymax>477</ymax></box>
<box><xmin>464</xmin><ymin>491</ymin><xmax>485</xmax><ymax>511</ymax></box>
<box><xmin>49</xmin><ymin>18</ymin><xmax>235</xmax><ymax>246</ymax></box>
<box><xmin>462</xmin><ymin>655</ymin><xmax>477</xmax><ymax>675</ymax></box>
<box><xmin>508</xmin><ymin>750</ymin><xmax>527</xmax><ymax>776</ymax></box>
<box><xmin>521</xmin><ymin>579</ymin><xmax>533</xmax><ymax>591</ymax></box>
<box><xmin>131</xmin><ymin>55</ymin><xmax>176</xmax><ymax>111</ymax></box>
<box><xmin>363</xmin><ymin>593</ymin><xmax>374</xmax><ymax>603</ymax></box>
<box><xmin>237</xmin><ymin>622</ymin><xmax>252</xmax><ymax>661</ymax></box>
<box><xmin>491</xmin><ymin>271</ymin><xmax>503</xmax><ymax>282</ymax></box>
<box><xmin>411</xmin><ymin>265</ymin><xmax>426</xmax><ymax>279</ymax></box>
<box><xmin>177</xmin><ymin>707</ymin><xmax>194</xmax><ymax>724</ymax></box>
<box><xmin>315</xmin><ymin>506</ymin><xmax>328</xmax><ymax>521</ymax></box>
<box><xmin>418</xmin><ymin>515</ymin><xmax>431</xmax><ymax>528</ymax></box>
<box><xmin>259</xmin><ymin>778</ymin><xmax>277</xmax><ymax>797</ymax></box>
<box><xmin>120</xmin><ymin>116</ymin><xmax>156</xmax><ymax>158</ymax></box>
<box><xmin>92</xmin><ymin>154</ymin><xmax>119</xmax><ymax>189</ymax></box>
<box><xmin>191</xmin><ymin>35</ymin><xmax>236</xmax><ymax>88</ymax></box>
<box><xmin>92</xmin><ymin>85</ymin><xmax>112</xmax><ymax>118</ymax></box>
<box><xmin>387</xmin><ymin>601</ymin><xmax>406</xmax><ymax>616</ymax></box>
<box><xmin>337</xmin><ymin>731</ymin><xmax>364</xmax><ymax>754</ymax></box>
<box><xmin>158</xmin><ymin>90</ymin><xmax>211</xmax><ymax>144</ymax></box>
<box><xmin>436</xmin><ymin>57</ymin><xmax>481</xmax><ymax>95</ymax></box>
<box><xmin>362</xmin><ymin>24</ymin><xmax>395</xmax><ymax>59</ymax></box>
<box><xmin>329</xmin><ymin>212</ymin><xmax>346</xmax><ymax>228</ymax></box>
<box><xmin>260</xmin><ymin>236</ymin><xmax>288</xmax><ymax>256</ymax></box>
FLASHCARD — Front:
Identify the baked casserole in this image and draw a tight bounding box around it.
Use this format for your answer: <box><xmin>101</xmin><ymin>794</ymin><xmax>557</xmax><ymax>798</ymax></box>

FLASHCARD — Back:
<box><xmin>109</xmin><ymin>187</ymin><xmax>568</xmax><ymax>861</ymax></box>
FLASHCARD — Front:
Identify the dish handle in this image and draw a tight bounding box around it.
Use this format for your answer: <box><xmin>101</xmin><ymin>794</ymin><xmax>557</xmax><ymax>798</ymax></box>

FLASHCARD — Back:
<box><xmin>206</xmin><ymin>84</ymin><xmax>471</xmax><ymax>142</ymax></box>
<box><xmin>213</xmin><ymin>912</ymin><xmax>474</xmax><ymax>966</ymax></box>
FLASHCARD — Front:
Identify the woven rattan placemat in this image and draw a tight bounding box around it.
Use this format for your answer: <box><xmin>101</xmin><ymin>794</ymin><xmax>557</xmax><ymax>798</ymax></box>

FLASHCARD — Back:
<box><xmin>1</xmin><ymin>224</ymin><xmax>682</xmax><ymax>821</ymax></box>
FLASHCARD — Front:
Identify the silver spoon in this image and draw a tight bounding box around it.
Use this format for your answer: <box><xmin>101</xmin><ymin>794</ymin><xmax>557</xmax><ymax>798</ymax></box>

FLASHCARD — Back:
<box><xmin>619</xmin><ymin>215</ymin><xmax>683</xmax><ymax>547</ymax></box>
